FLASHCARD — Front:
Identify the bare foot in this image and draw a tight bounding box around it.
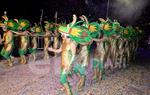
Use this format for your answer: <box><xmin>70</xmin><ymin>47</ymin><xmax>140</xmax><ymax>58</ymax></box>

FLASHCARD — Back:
<box><xmin>58</xmin><ymin>86</ymin><xmax>65</xmax><ymax>91</ymax></box>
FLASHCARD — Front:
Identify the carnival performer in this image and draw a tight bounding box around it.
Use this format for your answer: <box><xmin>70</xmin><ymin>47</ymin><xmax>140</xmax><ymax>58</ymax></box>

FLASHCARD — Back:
<box><xmin>91</xmin><ymin>18</ymin><xmax>112</xmax><ymax>81</ymax></box>
<box><xmin>28</xmin><ymin>23</ymin><xmax>42</xmax><ymax>61</ymax></box>
<box><xmin>117</xmin><ymin>26</ymin><xmax>131</xmax><ymax>68</ymax></box>
<box><xmin>0</xmin><ymin>15</ymin><xmax>18</xmax><ymax>67</ymax></box>
<box><xmin>48</xmin><ymin>14</ymin><xmax>77</xmax><ymax>95</ymax></box>
<box><xmin>48</xmin><ymin>14</ymin><xmax>92</xmax><ymax>95</ymax></box>
<box><xmin>53</xmin><ymin>26</ymin><xmax>60</xmax><ymax>57</ymax></box>
<box><xmin>73</xmin><ymin>15</ymin><xmax>95</xmax><ymax>90</ymax></box>
<box><xmin>13</xmin><ymin>19</ymin><xmax>30</xmax><ymax>64</ymax></box>
<box><xmin>130</xmin><ymin>27</ymin><xmax>142</xmax><ymax>62</ymax></box>
<box><xmin>43</xmin><ymin>21</ymin><xmax>52</xmax><ymax>60</ymax></box>
<box><xmin>109</xmin><ymin>20</ymin><xmax>121</xmax><ymax>68</ymax></box>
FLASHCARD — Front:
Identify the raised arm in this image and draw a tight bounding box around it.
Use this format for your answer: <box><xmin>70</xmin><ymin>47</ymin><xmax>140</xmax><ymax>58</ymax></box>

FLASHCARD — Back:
<box><xmin>79</xmin><ymin>16</ymin><xmax>84</xmax><ymax>21</ymax></box>
<box><xmin>82</xmin><ymin>15</ymin><xmax>89</xmax><ymax>24</ymax></box>
<box><xmin>69</xmin><ymin>14</ymin><xmax>77</xmax><ymax>27</ymax></box>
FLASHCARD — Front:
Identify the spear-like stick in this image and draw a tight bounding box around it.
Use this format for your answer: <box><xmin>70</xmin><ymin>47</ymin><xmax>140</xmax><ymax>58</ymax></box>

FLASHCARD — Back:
<box><xmin>54</xmin><ymin>11</ymin><xmax>58</xmax><ymax>24</ymax></box>
<box><xmin>39</xmin><ymin>9</ymin><xmax>44</xmax><ymax>25</ymax></box>
<box><xmin>53</xmin><ymin>11</ymin><xmax>58</xmax><ymax>57</ymax></box>
<box><xmin>38</xmin><ymin>9</ymin><xmax>44</xmax><ymax>49</ymax></box>
<box><xmin>106</xmin><ymin>0</ymin><xmax>110</xmax><ymax>19</ymax></box>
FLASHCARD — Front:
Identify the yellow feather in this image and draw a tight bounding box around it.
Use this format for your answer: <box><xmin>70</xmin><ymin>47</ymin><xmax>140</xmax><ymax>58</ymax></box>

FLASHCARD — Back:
<box><xmin>0</xmin><ymin>23</ymin><xmax>4</xmax><ymax>27</ymax></box>
<box><xmin>124</xmin><ymin>30</ymin><xmax>128</xmax><ymax>34</ymax></box>
<box><xmin>20</xmin><ymin>22</ymin><xmax>26</xmax><ymax>27</ymax></box>
<box><xmin>35</xmin><ymin>27</ymin><xmax>41</xmax><ymax>32</ymax></box>
<box><xmin>89</xmin><ymin>25</ymin><xmax>97</xmax><ymax>32</ymax></box>
<box><xmin>104</xmin><ymin>23</ymin><xmax>112</xmax><ymax>31</ymax></box>
<box><xmin>7</xmin><ymin>22</ymin><xmax>14</xmax><ymax>27</ymax></box>
<box><xmin>70</xmin><ymin>28</ymin><xmax>80</xmax><ymax>37</ymax></box>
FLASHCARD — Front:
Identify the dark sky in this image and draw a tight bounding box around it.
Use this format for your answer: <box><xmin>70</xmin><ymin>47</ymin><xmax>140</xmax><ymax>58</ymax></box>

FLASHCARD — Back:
<box><xmin>0</xmin><ymin>0</ymin><xmax>87</xmax><ymax>23</ymax></box>
<box><xmin>0</xmin><ymin>0</ymin><xmax>149</xmax><ymax>47</ymax></box>
<box><xmin>0</xmin><ymin>0</ymin><xmax>150</xmax><ymax>27</ymax></box>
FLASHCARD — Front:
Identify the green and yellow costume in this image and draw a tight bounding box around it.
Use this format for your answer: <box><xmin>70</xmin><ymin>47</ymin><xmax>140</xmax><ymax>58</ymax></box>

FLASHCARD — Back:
<box><xmin>73</xmin><ymin>16</ymin><xmax>98</xmax><ymax>89</ymax></box>
<box><xmin>44</xmin><ymin>21</ymin><xmax>52</xmax><ymax>60</ymax></box>
<box><xmin>17</xmin><ymin>19</ymin><xmax>30</xmax><ymax>64</ymax></box>
<box><xmin>92</xmin><ymin>18</ymin><xmax>113</xmax><ymax>81</ymax></box>
<box><xmin>28</xmin><ymin>24</ymin><xmax>42</xmax><ymax>61</ymax></box>
<box><xmin>57</xmin><ymin>15</ymin><xmax>93</xmax><ymax>94</ymax></box>
<box><xmin>109</xmin><ymin>20</ymin><xmax>121</xmax><ymax>68</ymax></box>
<box><xmin>0</xmin><ymin>16</ymin><xmax>18</xmax><ymax>66</ymax></box>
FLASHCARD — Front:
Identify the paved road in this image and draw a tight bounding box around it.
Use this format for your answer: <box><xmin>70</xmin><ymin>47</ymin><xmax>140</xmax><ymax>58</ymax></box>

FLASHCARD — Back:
<box><xmin>0</xmin><ymin>50</ymin><xmax>149</xmax><ymax>95</ymax></box>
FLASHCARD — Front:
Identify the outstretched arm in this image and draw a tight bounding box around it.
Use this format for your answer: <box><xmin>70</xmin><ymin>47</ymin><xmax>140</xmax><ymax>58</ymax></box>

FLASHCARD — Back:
<box><xmin>93</xmin><ymin>37</ymin><xmax>107</xmax><ymax>42</ymax></box>
<box><xmin>48</xmin><ymin>45</ymin><xmax>62</xmax><ymax>53</ymax></box>
<box><xmin>12</xmin><ymin>31</ymin><xmax>27</xmax><ymax>36</ymax></box>
<box><xmin>28</xmin><ymin>32</ymin><xmax>38</xmax><ymax>37</ymax></box>
<box><xmin>26</xmin><ymin>31</ymin><xmax>33</xmax><ymax>36</ymax></box>
<box><xmin>79</xmin><ymin>40</ymin><xmax>93</xmax><ymax>45</ymax></box>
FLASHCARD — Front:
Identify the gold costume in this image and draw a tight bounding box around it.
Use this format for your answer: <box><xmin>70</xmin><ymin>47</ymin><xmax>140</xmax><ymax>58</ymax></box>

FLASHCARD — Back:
<box><xmin>44</xmin><ymin>32</ymin><xmax>51</xmax><ymax>60</ymax></box>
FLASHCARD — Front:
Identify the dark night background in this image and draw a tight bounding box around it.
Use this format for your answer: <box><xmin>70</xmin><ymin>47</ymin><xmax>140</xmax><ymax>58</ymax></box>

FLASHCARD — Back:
<box><xmin>0</xmin><ymin>0</ymin><xmax>150</xmax><ymax>49</ymax></box>
<box><xmin>0</xmin><ymin>0</ymin><xmax>150</xmax><ymax>25</ymax></box>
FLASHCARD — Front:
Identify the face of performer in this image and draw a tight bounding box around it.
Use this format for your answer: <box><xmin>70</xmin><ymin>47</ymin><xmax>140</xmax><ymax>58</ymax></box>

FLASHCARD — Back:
<box><xmin>2</xmin><ymin>25</ymin><xmax>7</xmax><ymax>31</ymax></box>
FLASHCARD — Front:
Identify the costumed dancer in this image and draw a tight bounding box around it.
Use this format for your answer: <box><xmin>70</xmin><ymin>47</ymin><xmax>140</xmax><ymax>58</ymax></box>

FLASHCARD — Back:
<box><xmin>48</xmin><ymin>14</ymin><xmax>92</xmax><ymax>95</ymax></box>
<box><xmin>43</xmin><ymin>21</ymin><xmax>51</xmax><ymax>60</ymax></box>
<box><xmin>118</xmin><ymin>26</ymin><xmax>131</xmax><ymax>68</ymax></box>
<box><xmin>109</xmin><ymin>20</ymin><xmax>121</xmax><ymax>68</ymax></box>
<box><xmin>48</xmin><ymin>14</ymin><xmax>77</xmax><ymax>95</ymax></box>
<box><xmin>73</xmin><ymin>15</ymin><xmax>94</xmax><ymax>90</ymax></box>
<box><xmin>53</xmin><ymin>11</ymin><xmax>60</xmax><ymax>57</ymax></box>
<box><xmin>91</xmin><ymin>18</ymin><xmax>106</xmax><ymax>81</ymax></box>
<box><xmin>13</xmin><ymin>19</ymin><xmax>30</xmax><ymax>64</ymax></box>
<box><xmin>116</xmin><ymin>26</ymin><xmax>125</xmax><ymax>68</ymax></box>
<box><xmin>131</xmin><ymin>27</ymin><xmax>143</xmax><ymax>61</ymax></box>
<box><xmin>92</xmin><ymin>18</ymin><xmax>112</xmax><ymax>81</ymax></box>
<box><xmin>129</xmin><ymin>27</ymin><xmax>137</xmax><ymax>62</ymax></box>
<box><xmin>53</xmin><ymin>25</ymin><xmax>60</xmax><ymax>57</ymax></box>
<box><xmin>125</xmin><ymin>26</ymin><xmax>139</xmax><ymax>66</ymax></box>
<box><xmin>0</xmin><ymin>16</ymin><xmax>18</xmax><ymax>67</ymax></box>
<box><xmin>101</xmin><ymin>18</ymin><xmax>118</xmax><ymax>70</ymax></box>
<box><xmin>28</xmin><ymin>23</ymin><xmax>42</xmax><ymax>61</ymax></box>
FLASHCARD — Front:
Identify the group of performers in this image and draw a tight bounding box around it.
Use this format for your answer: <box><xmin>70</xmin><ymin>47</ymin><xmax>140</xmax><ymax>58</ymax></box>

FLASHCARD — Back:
<box><xmin>48</xmin><ymin>15</ymin><xmax>143</xmax><ymax>95</ymax></box>
<box><xmin>0</xmin><ymin>13</ymin><xmax>143</xmax><ymax>95</ymax></box>
<box><xmin>0</xmin><ymin>13</ymin><xmax>60</xmax><ymax>66</ymax></box>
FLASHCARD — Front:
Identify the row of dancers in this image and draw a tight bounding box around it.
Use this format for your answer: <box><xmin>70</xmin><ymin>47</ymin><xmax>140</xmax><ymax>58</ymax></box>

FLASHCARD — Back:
<box><xmin>48</xmin><ymin>14</ymin><xmax>142</xmax><ymax>95</ymax></box>
<box><xmin>0</xmin><ymin>13</ymin><xmax>142</xmax><ymax>95</ymax></box>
